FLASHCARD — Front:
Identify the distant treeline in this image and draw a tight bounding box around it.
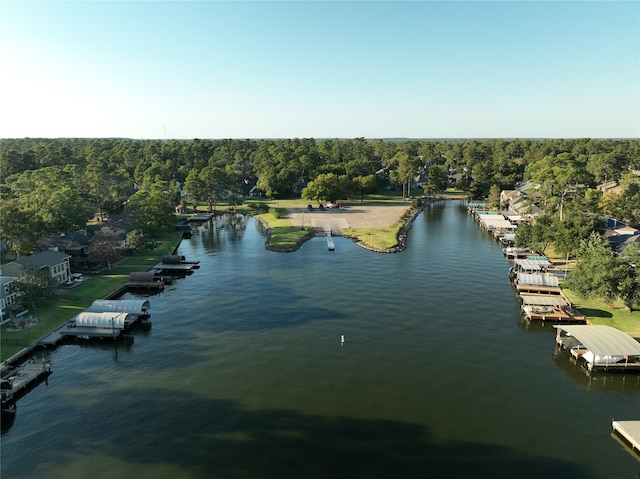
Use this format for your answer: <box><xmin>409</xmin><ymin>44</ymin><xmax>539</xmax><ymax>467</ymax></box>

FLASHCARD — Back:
<box><xmin>1</xmin><ymin>137</ymin><xmax>639</xmax><ymax>244</ymax></box>
<box><xmin>2</xmin><ymin>137</ymin><xmax>639</xmax><ymax>198</ymax></box>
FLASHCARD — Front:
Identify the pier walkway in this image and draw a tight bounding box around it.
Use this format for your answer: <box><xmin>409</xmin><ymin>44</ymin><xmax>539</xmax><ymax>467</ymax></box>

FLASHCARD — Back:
<box><xmin>612</xmin><ymin>420</ymin><xmax>640</xmax><ymax>460</ymax></box>
<box><xmin>1</xmin><ymin>359</ymin><xmax>52</xmax><ymax>407</ymax></box>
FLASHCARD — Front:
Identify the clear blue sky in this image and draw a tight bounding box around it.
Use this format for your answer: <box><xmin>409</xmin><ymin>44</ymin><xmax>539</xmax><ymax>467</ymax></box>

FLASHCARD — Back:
<box><xmin>1</xmin><ymin>1</ymin><xmax>638</xmax><ymax>139</ymax></box>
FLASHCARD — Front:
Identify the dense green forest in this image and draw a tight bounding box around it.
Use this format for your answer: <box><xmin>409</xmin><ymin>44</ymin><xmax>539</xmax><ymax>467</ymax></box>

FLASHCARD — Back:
<box><xmin>1</xmin><ymin>137</ymin><xmax>639</xmax><ymax>248</ymax></box>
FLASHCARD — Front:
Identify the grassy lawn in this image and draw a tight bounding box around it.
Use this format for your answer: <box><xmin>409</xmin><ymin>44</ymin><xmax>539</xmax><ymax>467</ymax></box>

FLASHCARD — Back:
<box><xmin>545</xmin><ymin>249</ymin><xmax>640</xmax><ymax>339</ymax></box>
<box><xmin>1</xmin><ymin>231</ymin><xmax>180</xmax><ymax>362</ymax></box>
<box><xmin>563</xmin><ymin>289</ymin><xmax>640</xmax><ymax>339</ymax></box>
<box><xmin>343</xmin><ymin>224</ymin><xmax>403</xmax><ymax>250</ymax></box>
<box><xmin>256</xmin><ymin>211</ymin><xmax>314</xmax><ymax>251</ymax></box>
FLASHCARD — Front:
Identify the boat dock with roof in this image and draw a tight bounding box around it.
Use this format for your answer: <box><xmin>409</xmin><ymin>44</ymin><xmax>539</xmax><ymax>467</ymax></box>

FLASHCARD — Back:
<box><xmin>40</xmin><ymin>299</ymin><xmax>152</xmax><ymax>346</ymax></box>
<box><xmin>514</xmin><ymin>272</ymin><xmax>562</xmax><ymax>295</ymax></box>
<box><xmin>555</xmin><ymin>325</ymin><xmax>640</xmax><ymax>371</ymax></box>
<box><xmin>151</xmin><ymin>255</ymin><xmax>200</xmax><ymax>275</ymax></box>
<box><xmin>187</xmin><ymin>212</ymin><xmax>214</xmax><ymax>222</ymax></box>
<box><xmin>519</xmin><ymin>292</ymin><xmax>586</xmax><ymax>323</ymax></box>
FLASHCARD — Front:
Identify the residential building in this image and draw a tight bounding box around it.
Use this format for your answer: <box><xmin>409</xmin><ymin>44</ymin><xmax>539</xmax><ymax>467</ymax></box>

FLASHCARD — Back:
<box><xmin>2</xmin><ymin>250</ymin><xmax>72</xmax><ymax>284</ymax></box>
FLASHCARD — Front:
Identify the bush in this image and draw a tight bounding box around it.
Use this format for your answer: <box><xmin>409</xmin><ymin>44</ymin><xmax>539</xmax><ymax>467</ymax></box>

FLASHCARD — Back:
<box><xmin>126</xmin><ymin>229</ymin><xmax>156</xmax><ymax>253</ymax></box>
<box><xmin>250</xmin><ymin>203</ymin><xmax>270</xmax><ymax>213</ymax></box>
<box><xmin>269</xmin><ymin>207</ymin><xmax>285</xmax><ymax>219</ymax></box>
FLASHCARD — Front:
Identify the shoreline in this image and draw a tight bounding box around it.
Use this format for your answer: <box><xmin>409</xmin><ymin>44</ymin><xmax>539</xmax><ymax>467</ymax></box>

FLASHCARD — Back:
<box><xmin>261</xmin><ymin>199</ymin><xmax>440</xmax><ymax>253</ymax></box>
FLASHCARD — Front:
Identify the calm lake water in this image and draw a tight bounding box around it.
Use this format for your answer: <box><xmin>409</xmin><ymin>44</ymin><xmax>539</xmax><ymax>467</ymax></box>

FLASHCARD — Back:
<box><xmin>2</xmin><ymin>201</ymin><xmax>639</xmax><ymax>479</ymax></box>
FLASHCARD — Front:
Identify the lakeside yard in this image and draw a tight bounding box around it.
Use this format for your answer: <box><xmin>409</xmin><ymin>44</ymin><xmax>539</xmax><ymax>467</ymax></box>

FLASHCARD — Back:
<box><xmin>1</xmin><ymin>231</ymin><xmax>180</xmax><ymax>362</ymax></box>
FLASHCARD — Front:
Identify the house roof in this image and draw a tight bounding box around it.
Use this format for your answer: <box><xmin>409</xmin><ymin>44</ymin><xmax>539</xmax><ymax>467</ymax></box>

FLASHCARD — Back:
<box><xmin>555</xmin><ymin>325</ymin><xmax>640</xmax><ymax>357</ymax></box>
<box><xmin>500</xmin><ymin>190</ymin><xmax>523</xmax><ymax>201</ymax></box>
<box><xmin>14</xmin><ymin>250</ymin><xmax>71</xmax><ymax>268</ymax></box>
<box><xmin>36</xmin><ymin>238</ymin><xmax>84</xmax><ymax>253</ymax></box>
<box><xmin>609</xmin><ymin>233</ymin><xmax>640</xmax><ymax>255</ymax></box>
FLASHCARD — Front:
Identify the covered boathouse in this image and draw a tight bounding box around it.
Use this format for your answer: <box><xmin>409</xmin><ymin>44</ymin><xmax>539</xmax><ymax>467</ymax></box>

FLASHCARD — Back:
<box><xmin>555</xmin><ymin>325</ymin><xmax>640</xmax><ymax>371</ymax></box>
<box><xmin>87</xmin><ymin>299</ymin><xmax>150</xmax><ymax>317</ymax></box>
<box><xmin>73</xmin><ymin>311</ymin><xmax>135</xmax><ymax>329</ymax></box>
<box><xmin>63</xmin><ymin>311</ymin><xmax>136</xmax><ymax>339</ymax></box>
<box><xmin>514</xmin><ymin>273</ymin><xmax>561</xmax><ymax>295</ymax></box>
<box><xmin>519</xmin><ymin>293</ymin><xmax>586</xmax><ymax>322</ymax></box>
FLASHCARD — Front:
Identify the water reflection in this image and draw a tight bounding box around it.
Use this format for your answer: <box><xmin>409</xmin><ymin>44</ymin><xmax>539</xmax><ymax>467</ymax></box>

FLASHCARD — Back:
<box><xmin>193</xmin><ymin>213</ymin><xmax>251</xmax><ymax>254</ymax></box>
<box><xmin>3</xmin><ymin>202</ymin><xmax>639</xmax><ymax>479</ymax></box>
<box><xmin>1</xmin><ymin>404</ymin><xmax>16</xmax><ymax>435</ymax></box>
<box><xmin>553</xmin><ymin>346</ymin><xmax>640</xmax><ymax>392</ymax></box>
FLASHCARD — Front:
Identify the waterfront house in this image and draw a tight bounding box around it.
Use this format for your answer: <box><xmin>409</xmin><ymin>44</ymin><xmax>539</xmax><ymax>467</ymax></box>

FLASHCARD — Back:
<box><xmin>35</xmin><ymin>231</ymin><xmax>91</xmax><ymax>269</ymax></box>
<box><xmin>0</xmin><ymin>276</ymin><xmax>25</xmax><ymax>324</ymax></box>
<box><xmin>1</xmin><ymin>250</ymin><xmax>72</xmax><ymax>285</ymax></box>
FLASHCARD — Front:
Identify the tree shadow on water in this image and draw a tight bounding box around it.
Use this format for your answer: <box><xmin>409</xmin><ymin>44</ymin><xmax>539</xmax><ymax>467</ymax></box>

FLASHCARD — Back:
<box><xmin>9</xmin><ymin>389</ymin><xmax>597</xmax><ymax>479</ymax></box>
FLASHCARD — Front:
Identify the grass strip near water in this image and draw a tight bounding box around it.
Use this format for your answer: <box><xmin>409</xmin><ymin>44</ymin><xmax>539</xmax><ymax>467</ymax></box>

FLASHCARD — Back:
<box><xmin>546</xmin><ymin>251</ymin><xmax>640</xmax><ymax>338</ymax></box>
<box><xmin>0</xmin><ymin>232</ymin><xmax>180</xmax><ymax>362</ymax></box>
<box><xmin>343</xmin><ymin>224</ymin><xmax>403</xmax><ymax>250</ymax></box>
<box><xmin>257</xmin><ymin>211</ymin><xmax>314</xmax><ymax>251</ymax></box>
<box><xmin>563</xmin><ymin>289</ymin><xmax>640</xmax><ymax>339</ymax></box>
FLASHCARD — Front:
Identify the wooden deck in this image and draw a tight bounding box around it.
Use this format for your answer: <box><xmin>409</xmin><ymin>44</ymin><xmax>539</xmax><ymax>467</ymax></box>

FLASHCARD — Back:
<box><xmin>1</xmin><ymin>360</ymin><xmax>52</xmax><ymax>407</ymax></box>
<box><xmin>187</xmin><ymin>213</ymin><xmax>213</xmax><ymax>222</ymax></box>
<box><xmin>126</xmin><ymin>280</ymin><xmax>165</xmax><ymax>290</ymax></box>
<box><xmin>504</xmin><ymin>249</ymin><xmax>534</xmax><ymax>259</ymax></box>
<box><xmin>151</xmin><ymin>262</ymin><xmax>198</xmax><ymax>275</ymax></box>
<box><xmin>326</xmin><ymin>231</ymin><xmax>335</xmax><ymax>251</ymax></box>
<box><xmin>515</xmin><ymin>284</ymin><xmax>563</xmax><ymax>295</ymax></box>
<box><xmin>522</xmin><ymin>306</ymin><xmax>587</xmax><ymax>323</ymax></box>
<box><xmin>612</xmin><ymin>420</ymin><xmax>640</xmax><ymax>460</ymax></box>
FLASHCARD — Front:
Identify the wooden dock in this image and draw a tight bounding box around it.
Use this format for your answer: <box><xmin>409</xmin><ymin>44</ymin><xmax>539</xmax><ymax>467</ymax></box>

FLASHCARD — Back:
<box><xmin>187</xmin><ymin>213</ymin><xmax>213</xmax><ymax>222</ymax></box>
<box><xmin>522</xmin><ymin>305</ymin><xmax>587</xmax><ymax>323</ymax></box>
<box><xmin>612</xmin><ymin>420</ymin><xmax>640</xmax><ymax>460</ymax></box>
<box><xmin>151</xmin><ymin>263</ymin><xmax>197</xmax><ymax>274</ymax></box>
<box><xmin>1</xmin><ymin>360</ymin><xmax>52</xmax><ymax>407</ymax></box>
<box><xmin>152</xmin><ymin>255</ymin><xmax>200</xmax><ymax>274</ymax></box>
<box><xmin>326</xmin><ymin>231</ymin><xmax>335</xmax><ymax>251</ymax></box>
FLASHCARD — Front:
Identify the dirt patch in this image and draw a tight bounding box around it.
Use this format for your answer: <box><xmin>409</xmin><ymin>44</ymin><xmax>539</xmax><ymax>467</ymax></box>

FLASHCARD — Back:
<box><xmin>288</xmin><ymin>203</ymin><xmax>412</xmax><ymax>235</ymax></box>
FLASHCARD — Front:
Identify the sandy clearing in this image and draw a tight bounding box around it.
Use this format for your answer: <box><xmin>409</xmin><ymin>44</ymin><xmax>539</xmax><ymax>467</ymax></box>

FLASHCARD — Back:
<box><xmin>287</xmin><ymin>203</ymin><xmax>412</xmax><ymax>235</ymax></box>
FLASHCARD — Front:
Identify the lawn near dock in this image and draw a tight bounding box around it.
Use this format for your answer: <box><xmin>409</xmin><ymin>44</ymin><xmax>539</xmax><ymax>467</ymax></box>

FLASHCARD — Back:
<box><xmin>1</xmin><ymin>231</ymin><xmax>180</xmax><ymax>362</ymax></box>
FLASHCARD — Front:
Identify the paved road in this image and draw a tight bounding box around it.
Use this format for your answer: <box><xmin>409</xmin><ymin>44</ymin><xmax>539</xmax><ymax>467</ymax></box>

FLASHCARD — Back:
<box><xmin>288</xmin><ymin>203</ymin><xmax>412</xmax><ymax>235</ymax></box>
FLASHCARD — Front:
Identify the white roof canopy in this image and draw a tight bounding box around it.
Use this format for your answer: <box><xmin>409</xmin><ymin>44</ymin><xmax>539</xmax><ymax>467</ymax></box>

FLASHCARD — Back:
<box><xmin>517</xmin><ymin>273</ymin><xmax>559</xmax><ymax>287</ymax></box>
<box><xmin>87</xmin><ymin>299</ymin><xmax>150</xmax><ymax>315</ymax></box>
<box><xmin>555</xmin><ymin>325</ymin><xmax>640</xmax><ymax>357</ymax></box>
<box><xmin>515</xmin><ymin>259</ymin><xmax>551</xmax><ymax>270</ymax></box>
<box><xmin>520</xmin><ymin>294</ymin><xmax>567</xmax><ymax>306</ymax></box>
<box><xmin>479</xmin><ymin>219</ymin><xmax>517</xmax><ymax>229</ymax></box>
<box><xmin>75</xmin><ymin>311</ymin><xmax>132</xmax><ymax>329</ymax></box>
